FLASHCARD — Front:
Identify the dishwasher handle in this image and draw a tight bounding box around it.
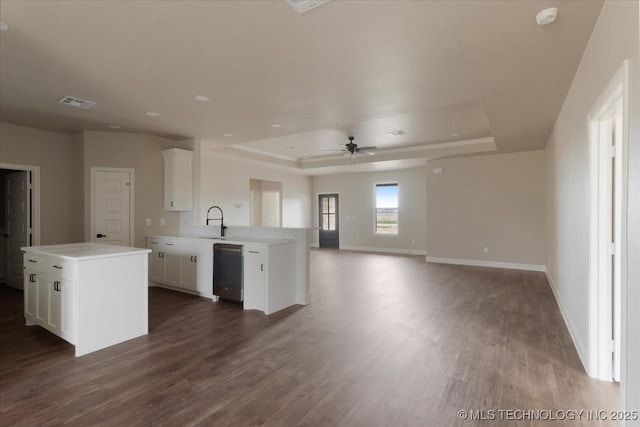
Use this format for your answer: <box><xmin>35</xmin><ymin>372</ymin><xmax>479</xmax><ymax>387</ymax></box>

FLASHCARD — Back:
<box><xmin>213</xmin><ymin>244</ymin><xmax>243</xmax><ymax>255</ymax></box>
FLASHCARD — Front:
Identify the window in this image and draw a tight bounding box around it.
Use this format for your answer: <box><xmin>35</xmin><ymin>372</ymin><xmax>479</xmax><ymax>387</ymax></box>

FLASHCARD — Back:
<box><xmin>321</xmin><ymin>195</ymin><xmax>337</xmax><ymax>231</ymax></box>
<box><xmin>375</xmin><ymin>183</ymin><xmax>398</xmax><ymax>234</ymax></box>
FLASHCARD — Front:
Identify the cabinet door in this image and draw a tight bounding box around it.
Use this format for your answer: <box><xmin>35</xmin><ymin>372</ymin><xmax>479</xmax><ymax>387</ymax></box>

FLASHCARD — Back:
<box><xmin>149</xmin><ymin>249</ymin><xmax>164</xmax><ymax>282</ymax></box>
<box><xmin>163</xmin><ymin>149</ymin><xmax>192</xmax><ymax>211</ymax></box>
<box><xmin>36</xmin><ymin>275</ymin><xmax>49</xmax><ymax>323</ymax></box>
<box><xmin>59</xmin><ymin>280</ymin><xmax>76</xmax><ymax>342</ymax></box>
<box><xmin>47</xmin><ymin>279</ymin><xmax>75</xmax><ymax>341</ymax></box>
<box><xmin>179</xmin><ymin>255</ymin><xmax>198</xmax><ymax>291</ymax></box>
<box><xmin>48</xmin><ymin>279</ymin><xmax>62</xmax><ymax>335</ymax></box>
<box><xmin>163</xmin><ymin>252</ymin><xmax>181</xmax><ymax>286</ymax></box>
<box><xmin>244</xmin><ymin>247</ymin><xmax>267</xmax><ymax>311</ymax></box>
<box><xmin>24</xmin><ymin>269</ymin><xmax>38</xmax><ymax>318</ymax></box>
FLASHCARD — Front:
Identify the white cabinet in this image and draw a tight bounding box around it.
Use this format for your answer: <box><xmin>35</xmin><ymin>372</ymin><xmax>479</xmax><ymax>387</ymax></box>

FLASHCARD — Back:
<box><xmin>243</xmin><ymin>246</ymin><xmax>267</xmax><ymax>311</ymax></box>
<box><xmin>180</xmin><ymin>255</ymin><xmax>198</xmax><ymax>291</ymax></box>
<box><xmin>146</xmin><ymin>237</ymin><xmax>207</xmax><ymax>295</ymax></box>
<box><xmin>163</xmin><ymin>252</ymin><xmax>181</xmax><ymax>286</ymax></box>
<box><xmin>23</xmin><ymin>243</ymin><xmax>149</xmax><ymax>357</ymax></box>
<box><xmin>241</xmin><ymin>243</ymin><xmax>297</xmax><ymax>314</ymax></box>
<box><xmin>162</xmin><ymin>148</ymin><xmax>192</xmax><ymax>211</ymax></box>
<box><xmin>23</xmin><ymin>254</ymin><xmax>77</xmax><ymax>344</ymax></box>
<box><xmin>148</xmin><ymin>241</ymin><xmax>164</xmax><ymax>283</ymax></box>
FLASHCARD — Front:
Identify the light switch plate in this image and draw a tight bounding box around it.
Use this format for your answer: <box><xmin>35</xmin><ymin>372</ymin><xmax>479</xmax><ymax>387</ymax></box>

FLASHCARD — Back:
<box><xmin>145</xmin><ymin>218</ymin><xmax>151</xmax><ymax>226</ymax></box>
<box><xmin>160</xmin><ymin>218</ymin><xmax>165</xmax><ymax>226</ymax></box>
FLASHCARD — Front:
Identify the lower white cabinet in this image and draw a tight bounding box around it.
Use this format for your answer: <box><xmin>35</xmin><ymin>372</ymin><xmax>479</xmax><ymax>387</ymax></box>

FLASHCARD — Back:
<box><xmin>147</xmin><ymin>238</ymin><xmax>208</xmax><ymax>295</ymax></box>
<box><xmin>243</xmin><ymin>246</ymin><xmax>267</xmax><ymax>311</ymax></box>
<box><xmin>24</xmin><ymin>261</ymin><xmax>76</xmax><ymax>343</ymax></box>
<box><xmin>242</xmin><ymin>243</ymin><xmax>297</xmax><ymax>314</ymax></box>
<box><xmin>23</xmin><ymin>243</ymin><xmax>150</xmax><ymax>357</ymax></box>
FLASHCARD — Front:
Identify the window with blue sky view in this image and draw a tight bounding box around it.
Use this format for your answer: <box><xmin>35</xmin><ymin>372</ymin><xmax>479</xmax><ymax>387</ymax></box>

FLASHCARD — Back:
<box><xmin>375</xmin><ymin>183</ymin><xmax>398</xmax><ymax>234</ymax></box>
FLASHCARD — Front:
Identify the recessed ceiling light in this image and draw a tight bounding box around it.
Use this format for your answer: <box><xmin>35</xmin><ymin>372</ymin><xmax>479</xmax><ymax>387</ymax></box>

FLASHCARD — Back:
<box><xmin>388</xmin><ymin>130</ymin><xmax>406</xmax><ymax>136</ymax></box>
<box><xmin>108</xmin><ymin>124</ymin><xmax>121</xmax><ymax>129</ymax></box>
<box><xmin>223</xmin><ymin>133</ymin><xmax>233</xmax><ymax>137</ymax></box>
<box><xmin>450</xmin><ymin>132</ymin><xmax>460</xmax><ymax>137</ymax></box>
<box><xmin>536</xmin><ymin>7</ymin><xmax>558</xmax><ymax>25</ymax></box>
<box><xmin>0</xmin><ymin>22</ymin><xmax>8</xmax><ymax>31</ymax></box>
<box><xmin>194</xmin><ymin>95</ymin><xmax>210</xmax><ymax>102</ymax></box>
<box><xmin>286</xmin><ymin>145</ymin><xmax>295</xmax><ymax>150</ymax></box>
<box><xmin>145</xmin><ymin>111</ymin><xmax>160</xmax><ymax>117</ymax></box>
<box><xmin>271</xmin><ymin>123</ymin><xmax>282</xmax><ymax>128</ymax></box>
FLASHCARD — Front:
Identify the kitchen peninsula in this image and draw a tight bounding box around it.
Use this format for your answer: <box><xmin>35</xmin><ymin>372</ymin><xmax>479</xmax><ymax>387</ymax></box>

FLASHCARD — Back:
<box><xmin>22</xmin><ymin>243</ymin><xmax>151</xmax><ymax>356</ymax></box>
<box><xmin>147</xmin><ymin>226</ymin><xmax>312</xmax><ymax>315</ymax></box>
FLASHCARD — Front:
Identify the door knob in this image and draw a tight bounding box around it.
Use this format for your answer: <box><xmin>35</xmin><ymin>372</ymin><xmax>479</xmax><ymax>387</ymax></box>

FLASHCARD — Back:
<box><xmin>96</xmin><ymin>233</ymin><xmax>107</xmax><ymax>238</ymax></box>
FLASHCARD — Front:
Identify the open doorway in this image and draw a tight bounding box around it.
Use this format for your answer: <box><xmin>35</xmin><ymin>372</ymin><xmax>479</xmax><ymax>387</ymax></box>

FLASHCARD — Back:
<box><xmin>249</xmin><ymin>179</ymin><xmax>283</xmax><ymax>227</ymax></box>
<box><xmin>588</xmin><ymin>61</ymin><xmax>628</xmax><ymax>382</ymax></box>
<box><xmin>0</xmin><ymin>163</ymin><xmax>41</xmax><ymax>290</ymax></box>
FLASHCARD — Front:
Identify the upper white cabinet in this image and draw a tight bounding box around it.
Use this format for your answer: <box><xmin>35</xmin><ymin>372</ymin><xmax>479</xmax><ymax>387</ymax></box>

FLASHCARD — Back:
<box><xmin>162</xmin><ymin>148</ymin><xmax>193</xmax><ymax>211</ymax></box>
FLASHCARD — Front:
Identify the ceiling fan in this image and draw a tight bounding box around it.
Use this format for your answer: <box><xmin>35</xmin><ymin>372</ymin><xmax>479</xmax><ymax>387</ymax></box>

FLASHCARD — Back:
<box><xmin>335</xmin><ymin>136</ymin><xmax>377</xmax><ymax>158</ymax></box>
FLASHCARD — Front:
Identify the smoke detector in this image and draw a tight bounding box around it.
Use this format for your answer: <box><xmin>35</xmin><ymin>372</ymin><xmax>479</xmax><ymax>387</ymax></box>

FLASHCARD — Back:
<box><xmin>287</xmin><ymin>0</ymin><xmax>331</xmax><ymax>14</ymax></box>
<box><xmin>58</xmin><ymin>96</ymin><xmax>96</xmax><ymax>109</ymax></box>
<box><xmin>536</xmin><ymin>8</ymin><xmax>558</xmax><ymax>26</ymax></box>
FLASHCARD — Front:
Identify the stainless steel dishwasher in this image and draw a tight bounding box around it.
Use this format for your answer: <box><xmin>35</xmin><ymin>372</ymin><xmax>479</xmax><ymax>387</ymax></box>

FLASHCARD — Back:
<box><xmin>213</xmin><ymin>243</ymin><xmax>244</xmax><ymax>302</ymax></box>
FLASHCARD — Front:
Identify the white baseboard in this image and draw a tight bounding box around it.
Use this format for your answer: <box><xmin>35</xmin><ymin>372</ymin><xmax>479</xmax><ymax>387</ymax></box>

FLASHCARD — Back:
<box><xmin>425</xmin><ymin>256</ymin><xmax>545</xmax><ymax>272</ymax></box>
<box><xmin>340</xmin><ymin>245</ymin><xmax>427</xmax><ymax>256</ymax></box>
<box><xmin>544</xmin><ymin>269</ymin><xmax>589</xmax><ymax>374</ymax></box>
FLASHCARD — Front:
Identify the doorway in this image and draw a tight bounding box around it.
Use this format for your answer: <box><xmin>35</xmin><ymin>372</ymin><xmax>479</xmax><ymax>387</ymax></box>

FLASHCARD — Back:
<box><xmin>588</xmin><ymin>61</ymin><xmax>628</xmax><ymax>382</ymax></box>
<box><xmin>249</xmin><ymin>179</ymin><xmax>283</xmax><ymax>227</ymax></box>
<box><xmin>318</xmin><ymin>194</ymin><xmax>339</xmax><ymax>248</ymax></box>
<box><xmin>91</xmin><ymin>167</ymin><xmax>134</xmax><ymax>246</ymax></box>
<box><xmin>0</xmin><ymin>163</ymin><xmax>40</xmax><ymax>290</ymax></box>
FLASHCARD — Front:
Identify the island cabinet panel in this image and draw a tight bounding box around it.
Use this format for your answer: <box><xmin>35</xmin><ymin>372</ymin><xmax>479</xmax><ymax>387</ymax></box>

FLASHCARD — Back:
<box><xmin>22</xmin><ymin>243</ymin><xmax>150</xmax><ymax>357</ymax></box>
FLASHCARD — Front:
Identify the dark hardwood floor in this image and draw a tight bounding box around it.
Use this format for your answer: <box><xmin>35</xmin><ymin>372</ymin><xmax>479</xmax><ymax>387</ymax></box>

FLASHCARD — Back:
<box><xmin>1</xmin><ymin>249</ymin><xmax>618</xmax><ymax>426</ymax></box>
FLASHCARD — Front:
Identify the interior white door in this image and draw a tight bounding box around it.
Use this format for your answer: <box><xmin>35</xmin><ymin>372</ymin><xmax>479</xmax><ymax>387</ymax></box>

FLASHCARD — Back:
<box><xmin>6</xmin><ymin>171</ymin><xmax>29</xmax><ymax>289</ymax></box>
<box><xmin>93</xmin><ymin>170</ymin><xmax>131</xmax><ymax>246</ymax></box>
<box><xmin>261</xmin><ymin>191</ymin><xmax>281</xmax><ymax>227</ymax></box>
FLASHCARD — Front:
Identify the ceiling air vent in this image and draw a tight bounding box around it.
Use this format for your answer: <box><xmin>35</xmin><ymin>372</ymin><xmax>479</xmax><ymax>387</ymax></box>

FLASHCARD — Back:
<box><xmin>287</xmin><ymin>0</ymin><xmax>331</xmax><ymax>14</ymax></box>
<box><xmin>58</xmin><ymin>96</ymin><xmax>96</xmax><ymax>109</ymax></box>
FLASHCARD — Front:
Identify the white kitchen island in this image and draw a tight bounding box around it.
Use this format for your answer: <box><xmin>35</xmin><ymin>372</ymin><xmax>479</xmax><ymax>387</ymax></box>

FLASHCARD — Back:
<box><xmin>22</xmin><ymin>243</ymin><xmax>151</xmax><ymax>357</ymax></box>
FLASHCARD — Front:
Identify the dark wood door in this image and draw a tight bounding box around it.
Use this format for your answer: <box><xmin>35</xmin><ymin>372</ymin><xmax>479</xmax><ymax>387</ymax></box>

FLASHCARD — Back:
<box><xmin>318</xmin><ymin>194</ymin><xmax>339</xmax><ymax>248</ymax></box>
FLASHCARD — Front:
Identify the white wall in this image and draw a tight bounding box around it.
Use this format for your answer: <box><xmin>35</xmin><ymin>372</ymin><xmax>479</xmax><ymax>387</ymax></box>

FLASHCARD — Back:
<box><xmin>426</xmin><ymin>151</ymin><xmax>545</xmax><ymax>268</ymax></box>
<box><xmin>194</xmin><ymin>148</ymin><xmax>312</xmax><ymax>229</ymax></box>
<box><xmin>0</xmin><ymin>122</ymin><xmax>78</xmax><ymax>244</ymax></box>
<box><xmin>311</xmin><ymin>167</ymin><xmax>427</xmax><ymax>254</ymax></box>
<box><xmin>545</xmin><ymin>0</ymin><xmax>639</xmax><ymax>417</ymax></box>
<box><xmin>80</xmin><ymin>131</ymin><xmax>192</xmax><ymax>247</ymax></box>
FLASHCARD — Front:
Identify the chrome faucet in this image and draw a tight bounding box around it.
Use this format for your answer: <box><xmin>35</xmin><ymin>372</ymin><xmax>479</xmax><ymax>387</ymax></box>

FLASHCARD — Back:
<box><xmin>206</xmin><ymin>206</ymin><xmax>227</xmax><ymax>237</ymax></box>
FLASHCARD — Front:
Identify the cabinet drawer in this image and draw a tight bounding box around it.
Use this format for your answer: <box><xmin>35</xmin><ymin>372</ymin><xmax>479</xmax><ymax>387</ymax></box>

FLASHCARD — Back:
<box><xmin>244</xmin><ymin>247</ymin><xmax>266</xmax><ymax>262</ymax></box>
<box><xmin>45</xmin><ymin>258</ymin><xmax>75</xmax><ymax>280</ymax></box>
<box><xmin>24</xmin><ymin>255</ymin><xmax>48</xmax><ymax>273</ymax></box>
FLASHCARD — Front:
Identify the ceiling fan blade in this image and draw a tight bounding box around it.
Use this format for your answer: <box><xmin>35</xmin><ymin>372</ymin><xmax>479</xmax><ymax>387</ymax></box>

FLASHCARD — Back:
<box><xmin>357</xmin><ymin>146</ymin><xmax>377</xmax><ymax>151</ymax></box>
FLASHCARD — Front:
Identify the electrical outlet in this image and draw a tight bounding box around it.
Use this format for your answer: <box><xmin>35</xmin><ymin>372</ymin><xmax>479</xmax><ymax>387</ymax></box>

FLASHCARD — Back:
<box><xmin>145</xmin><ymin>218</ymin><xmax>151</xmax><ymax>226</ymax></box>
<box><xmin>483</xmin><ymin>247</ymin><xmax>489</xmax><ymax>253</ymax></box>
<box><xmin>160</xmin><ymin>218</ymin><xmax>165</xmax><ymax>226</ymax></box>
